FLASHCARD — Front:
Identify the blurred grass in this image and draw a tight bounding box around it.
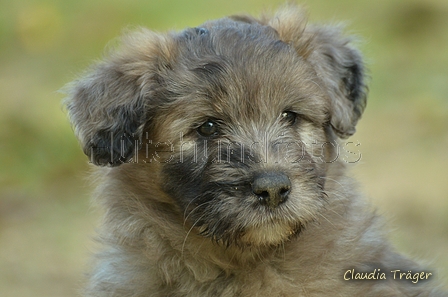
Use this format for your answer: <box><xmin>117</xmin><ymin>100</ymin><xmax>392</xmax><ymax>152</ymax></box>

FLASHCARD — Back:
<box><xmin>0</xmin><ymin>0</ymin><xmax>447</xmax><ymax>296</ymax></box>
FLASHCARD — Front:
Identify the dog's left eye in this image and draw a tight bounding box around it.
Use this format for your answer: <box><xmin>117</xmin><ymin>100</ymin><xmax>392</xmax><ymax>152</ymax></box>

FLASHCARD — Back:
<box><xmin>280</xmin><ymin>111</ymin><xmax>298</xmax><ymax>125</ymax></box>
<box><xmin>197</xmin><ymin>120</ymin><xmax>219</xmax><ymax>137</ymax></box>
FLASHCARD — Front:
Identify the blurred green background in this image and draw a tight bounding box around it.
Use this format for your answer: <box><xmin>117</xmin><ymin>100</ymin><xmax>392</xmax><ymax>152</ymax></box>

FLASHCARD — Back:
<box><xmin>1</xmin><ymin>0</ymin><xmax>447</xmax><ymax>296</ymax></box>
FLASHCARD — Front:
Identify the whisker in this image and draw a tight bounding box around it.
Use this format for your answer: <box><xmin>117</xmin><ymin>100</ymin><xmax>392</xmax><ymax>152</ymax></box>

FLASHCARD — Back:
<box><xmin>183</xmin><ymin>200</ymin><xmax>213</xmax><ymax>226</ymax></box>
<box><xmin>319</xmin><ymin>176</ymin><xmax>348</xmax><ymax>193</ymax></box>
<box><xmin>181</xmin><ymin>212</ymin><xmax>208</xmax><ymax>257</ymax></box>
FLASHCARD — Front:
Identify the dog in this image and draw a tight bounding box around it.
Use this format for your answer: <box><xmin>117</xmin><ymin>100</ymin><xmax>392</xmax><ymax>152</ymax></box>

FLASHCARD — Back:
<box><xmin>65</xmin><ymin>5</ymin><xmax>445</xmax><ymax>296</ymax></box>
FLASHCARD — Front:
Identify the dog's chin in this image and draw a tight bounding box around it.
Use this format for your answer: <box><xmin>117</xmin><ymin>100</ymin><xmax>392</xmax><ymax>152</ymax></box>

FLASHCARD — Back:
<box><xmin>239</xmin><ymin>221</ymin><xmax>304</xmax><ymax>247</ymax></box>
<box><xmin>196</xmin><ymin>219</ymin><xmax>305</xmax><ymax>249</ymax></box>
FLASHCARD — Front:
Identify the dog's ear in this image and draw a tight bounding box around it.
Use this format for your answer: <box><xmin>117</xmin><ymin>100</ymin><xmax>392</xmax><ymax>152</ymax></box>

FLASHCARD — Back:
<box><xmin>64</xmin><ymin>29</ymin><xmax>174</xmax><ymax>166</ymax></box>
<box><xmin>266</xmin><ymin>6</ymin><xmax>367</xmax><ymax>138</ymax></box>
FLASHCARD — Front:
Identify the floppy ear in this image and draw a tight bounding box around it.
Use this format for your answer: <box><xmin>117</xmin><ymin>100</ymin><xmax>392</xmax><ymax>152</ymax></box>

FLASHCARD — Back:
<box><xmin>266</xmin><ymin>6</ymin><xmax>367</xmax><ymax>138</ymax></box>
<box><xmin>64</xmin><ymin>29</ymin><xmax>174</xmax><ymax>166</ymax></box>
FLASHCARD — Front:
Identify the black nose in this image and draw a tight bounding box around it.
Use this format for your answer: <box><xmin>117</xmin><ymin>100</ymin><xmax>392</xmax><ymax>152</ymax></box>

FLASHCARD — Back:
<box><xmin>252</xmin><ymin>172</ymin><xmax>291</xmax><ymax>208</ymax></box>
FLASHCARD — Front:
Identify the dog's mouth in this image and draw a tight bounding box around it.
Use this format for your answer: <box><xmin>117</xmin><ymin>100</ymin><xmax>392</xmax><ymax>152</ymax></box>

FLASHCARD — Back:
<box><xmin>193</xmin><ymin>220</ymin><xmax>304</xmax><ymax>248</ymax></box>
<box><xmin>186</xmin><ymin>200</ymin><xmax>308</xmax><ymax>248</ymax></box>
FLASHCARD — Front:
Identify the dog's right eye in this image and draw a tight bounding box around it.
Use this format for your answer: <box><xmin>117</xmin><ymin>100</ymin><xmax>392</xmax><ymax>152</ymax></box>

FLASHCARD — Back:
<box><xmin>197</xmin><ymin>120</ymin><xmax>219</xmax><ymax>137</ymax></box>
<box><xmin>281</xmin><ymin>111</ymin><xmax>298</xmax><ymax>125</ymax></box>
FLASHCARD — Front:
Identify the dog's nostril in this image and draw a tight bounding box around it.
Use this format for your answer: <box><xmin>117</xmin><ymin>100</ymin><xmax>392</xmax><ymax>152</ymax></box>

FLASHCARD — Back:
<box><xmin>252</xmin><ymin>172</ymin><xmax>291</xmax><ymax>208</ymax></box>
<box><xmin>256</xmin><ymin>191</ymin><xmax>270</xmax><ymax>203</ymax></box>
<box><xmin>279</xmin><ymin>187</ymin><xmax>290</xmax><ymax>197</ymax></box>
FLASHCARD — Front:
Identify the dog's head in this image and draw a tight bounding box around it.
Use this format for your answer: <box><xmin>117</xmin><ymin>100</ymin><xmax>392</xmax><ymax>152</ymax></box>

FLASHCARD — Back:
<box><xmin>65</xmin><ymin>6</ymin><xmax>367</xmax><ymax>248</ymax></box>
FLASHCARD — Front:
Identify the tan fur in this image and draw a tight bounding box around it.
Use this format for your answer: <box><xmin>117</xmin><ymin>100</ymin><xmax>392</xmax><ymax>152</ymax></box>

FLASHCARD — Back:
<box><xmin>65</xmin><ymin>5</ymin><xmax>444</xmax><ymax>296</ymax></box>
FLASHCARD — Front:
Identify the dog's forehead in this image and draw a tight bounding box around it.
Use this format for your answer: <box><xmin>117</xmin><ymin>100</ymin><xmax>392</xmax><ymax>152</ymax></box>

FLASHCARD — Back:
<box><xmin>178</xmin><ymin>18</ymin><xmax>299</xmax><ymax>72</ymax></box>
<box><xmin>158</xmin><ymin>18</ymin><xmax>329</xmax><ymax>128</ymax></box>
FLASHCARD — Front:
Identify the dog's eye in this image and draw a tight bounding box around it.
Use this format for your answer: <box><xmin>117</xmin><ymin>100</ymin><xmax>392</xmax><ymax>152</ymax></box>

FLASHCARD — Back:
<box><xmin>281</xmin><ymin>111</ymin><xmax>298</xmax><ymax>125</ymax></box>
<box><xmin>197</xmin><ymin>120</ymin><xmax>219</xmax><ymax>137</ymax></box>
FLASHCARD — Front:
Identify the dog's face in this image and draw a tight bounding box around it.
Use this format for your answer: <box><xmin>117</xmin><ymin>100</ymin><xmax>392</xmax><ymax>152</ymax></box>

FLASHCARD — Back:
<box><xmin>154</xmin><ymin>21</ymin><xmax>334</xmax><ymax>247</ymax></box>
<box><xmin>65</xmin><ymin>8</ymin><xmax>367</xmax><ymax>248</ymax></box>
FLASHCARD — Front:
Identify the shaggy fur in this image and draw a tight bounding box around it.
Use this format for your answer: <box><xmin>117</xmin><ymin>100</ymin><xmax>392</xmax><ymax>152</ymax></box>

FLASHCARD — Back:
<box><xmin>65</xmin><ymin>5</ymin><xmax>444</xmax><ymax>296</ymax></box>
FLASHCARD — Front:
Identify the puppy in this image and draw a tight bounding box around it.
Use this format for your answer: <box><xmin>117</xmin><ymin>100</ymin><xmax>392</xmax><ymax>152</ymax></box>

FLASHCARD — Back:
<box><xmin>65</xmin><ymin>5</ymin><xmax>445</xmax><ymax>296</ymax></box>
